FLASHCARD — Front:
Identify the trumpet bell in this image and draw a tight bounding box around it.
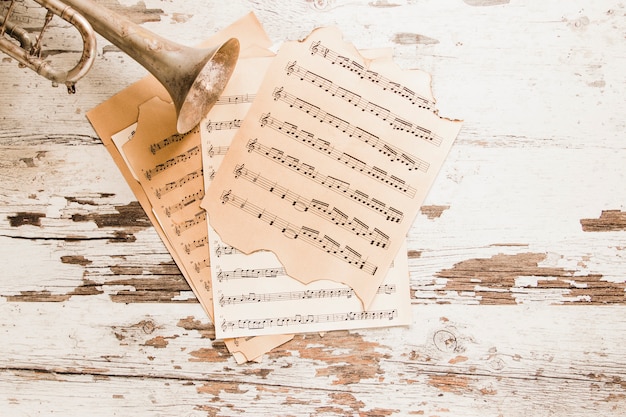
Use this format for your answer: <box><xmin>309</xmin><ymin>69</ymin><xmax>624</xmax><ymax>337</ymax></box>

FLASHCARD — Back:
<box><xmin>170</xmin><ymin>38</ymin><xmax>240</xmax><ymax>135</ymax></box>
<box><xmin>1</xmin><ymin>0</ymin><xmax>240</xmax><ymax>133</ymax></box>
<box><xmin>60</xmin><ymin>0</ymin><xmax>240</xmax><ymax>134</ymax></box>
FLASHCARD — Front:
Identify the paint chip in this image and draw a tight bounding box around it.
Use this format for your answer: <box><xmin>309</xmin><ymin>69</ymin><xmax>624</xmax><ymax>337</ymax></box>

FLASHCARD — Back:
<box><xmin>420</xmin><ymin>205</ymin><xmax>450</xmax><ymax>219</ymax></box>
<box><xmin>7</xmin><ymin>212</ymin><xmax>45</xmax><ymax>227</ymax></box>
<box><xmin>393</xmin><ymin>33</ymin><xmax>439</xmax><ymax>45</ymax></box>
<box><xmin>581</xmin><ymin>210</ymin><xmax>626</xmax><ymax>231</ymax></box>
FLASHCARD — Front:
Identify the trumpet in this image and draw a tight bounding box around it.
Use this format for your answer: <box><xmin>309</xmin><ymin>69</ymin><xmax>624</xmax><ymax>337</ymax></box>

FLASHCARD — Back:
<box><xmin>0</xmin><ymin>0</ymin><xmax>240</xmax><ymax>133</ymax></box>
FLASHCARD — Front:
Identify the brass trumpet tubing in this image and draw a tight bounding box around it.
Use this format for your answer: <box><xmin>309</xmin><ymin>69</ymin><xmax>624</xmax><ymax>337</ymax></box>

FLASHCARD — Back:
<box><xmin>0</xmin><ymin>0</ymin><xmax>17</xmax><ymax>37</ymax></box>
<box><xmin>0</xmin><ymin>0</ymin><xmax>239</xmax><ymax>133</ymax></box>
<box><xmin>0</xmin><ymin>13</ymin><xmax>32</xmax><ymax>50</ymax></box>
<box><xmin>61</xmin><ymin>0</ymin><xmax>240</xmax><ymax>133</ymax></box>
<box><xmin>0</xmin><ymin>0</ymin><xmax>96</xmax><ymax>92</ymax></box>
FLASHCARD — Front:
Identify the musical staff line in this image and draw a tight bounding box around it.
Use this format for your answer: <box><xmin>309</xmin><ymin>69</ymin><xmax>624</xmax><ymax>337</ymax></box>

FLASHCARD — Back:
<box><xmin>246</xmin><ymin>137</ymin><xmax>415</xmax><ymax>198</ymax></box>
<box><xmin>219</xmin><ymin>284</ymin><xmax>396</xmax><ymax>306</ymax></box>
<box><xmin>184</xmin><ymin>236</ymin><xmax>208</xmax><ymax>255</ymax></box>
<box><xmin>193</xmin><ymin>258</ymin><xmax>210</xmax><ymax>274</ymax></box>
<box><xmin>220</xmin><ymin>189</ymin><xmax>379</xmax><ymax>275</ymax></box>
<box><xmin>213</xmin><ymin>242</ymin><xmax>242</xmax><ymax>257</ymax></box>
<box><xmin>308</xmin><ymin>40</ymin><xmax>434</xmax><ymax>110</ymax></box>
<box><xmin>216</xmin><ymin>93</ymin><xmax>256</xmax><ymax>105</ymax></box>
<box><xmin>154</xmin><ymin>169</ymin><xmax>202</xmax><ymax>199</ymax></box>
<box><xmin>245</xmin><ymin>138</ymin><xmax>404</xmax><ymax>222</ymax></box>
<box><xmin>216</xmin><ymin>266</ymin><xmax>287</xmax><ymax>282</ymax></box>
<box><xmin>221</xmin><ymin>309</ymin><xmax>398</xmax><ymax>332</ymax></box>
<box><xmin>164</xmin><ymin>189</ymin><xmax>204</xmax><ymax>217</ymax></box>
<box><xmin>260</xmin><ymin>113</ymin><xmax>428</xmax><ymax>173</ymax></box>
<box><xmin>206</xmin><ymin>143</ymin><xmax>229</xmax><ymax>158</ymax></box>
<box><xmin>233</xmin><ymin>163</ymin><xmax>390</xmax><ymax>248</ymax></box>
<box><xmin>205</xmin><ymin>119</ymin><xmax>242</xmax><ymax>133</ymax></box>
<box><xmin>173</xmin><ymin>210</ymin><xmax>205</xmax><ymax>236</ymax></box>
<box><xmin>281</xmin><ymin>65</ymin><xmax>441</xmax><ymax>146</ymax></box>
<box><xmin>149</xmin><ymin>126</ymin><xmax>199</xmax><ymax>155</ymax></box>
<box><xmin>144</xmin><ymin>145</ymin><xmax>200</xmax><ymax>180</ymax></box>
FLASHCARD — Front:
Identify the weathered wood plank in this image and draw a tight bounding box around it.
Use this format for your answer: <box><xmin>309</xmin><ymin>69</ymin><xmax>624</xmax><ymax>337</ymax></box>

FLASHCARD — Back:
<box><xmin>1</xmin><ymin>302</ymin><xmax>625</xmax><ymax>416</ymax></box>
<box><xmin>1</xmin><ymin>0</ymin><xmax>625</xmax><ymax>415</ymax></box>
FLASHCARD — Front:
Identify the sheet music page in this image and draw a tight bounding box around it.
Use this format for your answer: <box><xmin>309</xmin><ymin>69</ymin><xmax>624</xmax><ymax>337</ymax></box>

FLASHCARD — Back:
<box><xmin>95</xmin><ymin>12</ymin><xmax>296</xmax><ymax>363</ymax></box>
<box><xmin>200</xmin><ymin>55</ymin><xmax>411</xmax><ymax>338</ymax></box>
<box><xmin>205</xmin><ymin>27</ymin><xmax>462</xmax><ymax>309</ymax></box>
<box><xmin>117</xmin><ymin>97</ymin><xmax>292</xmax><ymax>362</ymax></box>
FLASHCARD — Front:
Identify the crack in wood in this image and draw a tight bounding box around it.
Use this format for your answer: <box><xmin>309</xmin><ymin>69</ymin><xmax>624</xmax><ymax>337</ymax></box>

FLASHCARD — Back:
<box><xmin>4</xmin><ymin>278</ymin><xmax>103</xmax><ymax>302</ymax></box>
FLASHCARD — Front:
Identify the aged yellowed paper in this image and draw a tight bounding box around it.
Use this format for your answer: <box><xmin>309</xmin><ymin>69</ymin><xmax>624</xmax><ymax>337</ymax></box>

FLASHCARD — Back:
<box><xmin>87</xmin><ymin>13</ymin><xmax>293</xmax><ymax>362</ymax></box>
<box><xmin>200</xmin><ymin>55</ymin><xmax>411</xmax><ymax>338</ymax></box>
<box><xmin>205</xmin><ymin>27</ymin><xmax>462</xmax><ymax>308</ymax></box>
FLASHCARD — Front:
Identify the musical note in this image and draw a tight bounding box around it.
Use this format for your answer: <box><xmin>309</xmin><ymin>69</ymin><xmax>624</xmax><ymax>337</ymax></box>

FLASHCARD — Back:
<box><xmin>164</xmin><ymin>189</ymin><xmax>204</xmax><ymax>217</ymax></box>
<box><xmin>246</xmin><ymin>137</ymin><xmax>416</xmax><ymax>198</ymax></box>
<box><xmin>259</xmin><ymin>109</ymin><xmax>430</xmax><ymax>172</ymax></box>
<box><xmin>232</xmin><ymin>165</ymin><xmax>391</xmax><ymax>247</ymax></box>
<box><xmin>201</xmin><ymin>29</ymin><xmax>457</xmax><ymax>337</ymax></box>
<box><xmin>307</xmin><ymin>41</ymin><xmax>434</xmax><ymax>110</ymax></box>
<box><xmin>154</xmin><ymin>169</ymin><xmax>202</xmax><ymax>199</ymax></box>
<box><xmin>216</xmin><ymin>93</ymin><xmax>256</xmax><ymax>105</ymax></box>
<box><xmin>184</xmin><ymin>236</ymin><xmax>208</xmax><ymax>254</ymax></box>
<box><xmin>216</xmin><ymin>266</ymin><xmax>287</xmax><ymax>282</ymax></box>
<box><xmin>193</xmin><ymin>259</ymin><xmax>210</xmax><ymax>273</ymax></box>
<box><xmin>260</xmin><ymin>113</ymin><xmax>429</xmax><ymax>172</ymax></box>
<box><xmin>220</xmin><ymin>190</ymin><xmax>379</xmax><ymax>275</ymax></box>
<box><xmin>205</xmin><ymin>119</ymin><xmax>242</xmax><ymax>133</ymax></box>
<box><xmin>148</xmin><ymin>128</ymin><xmax>198</xmax><ymax>155</ymax></box>
<box><xmin>240</xmin><ymin>141</ymin><xmax>404</xmax><ymax>222</ymax></box>
<box><xmin>173</xmin><ymin>210</ymin><xmax>206</xmax><ymax>236</ymax></box>
<box><xmin>272</xmin><ymin>84</ymin><xmax>442</xmax><ymax>146</ymax></box>
<box><xmin>213</xmin><ymin>241</ymin><xmax>242</xmax><ymax>258</ymax></box>
<box><xmin>221</xmin><ymin>309</ymin><xmax>398</xmax><ymax>332</ymax></box>
<box><xmin>219</xmin><ymin>287</ymin><xmax>356</xmax><ymax>306</ymax></box>
<box><xmin>219</xmin><ymin>285</ymin><xmax>396</xmax><ymax>306</ymax></box>
<box><xmin>144</xmin><ymin>145</ymin><xmax>200</xmax><ymax>180</ymax></box>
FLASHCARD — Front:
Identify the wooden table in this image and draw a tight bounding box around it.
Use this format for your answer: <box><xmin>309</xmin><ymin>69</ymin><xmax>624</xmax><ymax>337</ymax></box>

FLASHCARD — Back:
<box><xmin>2</xmin><ymin>0</ymin><xmax>625</xmax><ymax>415</ymax></box>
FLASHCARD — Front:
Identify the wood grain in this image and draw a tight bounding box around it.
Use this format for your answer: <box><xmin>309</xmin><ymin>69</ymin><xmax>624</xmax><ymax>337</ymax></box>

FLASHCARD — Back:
<box><xmin>1</xmin><ymin>0</ymin><xmax>625</xmax><ymax>415</ymax></box>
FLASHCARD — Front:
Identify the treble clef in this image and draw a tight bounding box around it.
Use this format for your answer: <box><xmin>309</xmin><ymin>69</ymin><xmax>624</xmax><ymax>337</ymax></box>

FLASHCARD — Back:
<box><xmin>310</xmin><ymin>40</ymin><xmax>320</xmax><ymax>55</ymax></box>
<box><xmin>233</xmin><ymin>164</ymin><xmax>244</xmax><ymax>178</ymax></box>
<box><xmin>246</xmin><ymin>138</ymin><xmax>258</xmax><ymax>153</ymax></box>
<box><xmin>285</xmin><ymin>61</ymin><xmax>296</xmax><ymax>75</ymax></box>
<box><xmin>205</xmin><ymin>120</ymin><xmax>212</xmax><ymax>133</ymax></box>
<box><xmin>272</xmin><ymin>86</ymin><xmax>283</xmax><ymax>101</ymax></box>
<box><xmin>220</xmin><ymin>190</ymin><xmax>232</xmax><ymax>205</ymax></box>
<box><xmin>259</xmin><ymin>113</ymin><xmax>270</xmax><ymax>127</ymax></box>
